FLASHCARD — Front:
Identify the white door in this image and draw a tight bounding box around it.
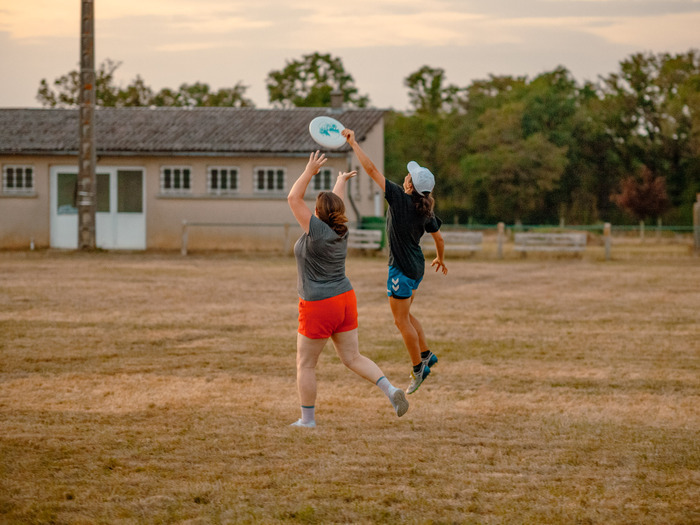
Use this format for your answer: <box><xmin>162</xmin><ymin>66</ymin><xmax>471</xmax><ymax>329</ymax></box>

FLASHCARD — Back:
<box><xmin>50</xmin><ymin>167</ymin><xmax>146</xmax><ymax>249</ymax></box>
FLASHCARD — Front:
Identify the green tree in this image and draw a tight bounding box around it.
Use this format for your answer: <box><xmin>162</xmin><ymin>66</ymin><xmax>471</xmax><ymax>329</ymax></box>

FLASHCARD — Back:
<box><xmin>404</xmin><ymin>66</ymin><xmax>462</xmax><ymax>115</ymax></box>
<box><xmin>599</xmin><ymin>50</ymin><xmax>700</xmax><ymax>222</ymax></box>
<box><xmin>37</xmin><ymin>58</ymin><xmax>122</xmax><ymax>107</ymax></box>
<box><xmin>151</xmin><ymin>82</ymin><xmax>253</xmax><ymax>107</ymax></box>
<box><xmin>460</xmin><ymin>102</ymin><xmax>568</xmax><ymax>223</ymax></box>
<box><xmin>266</xmin><ymin>52</ymin><xmax>369</xmax><ymax>108</ymax></box>
<box><xmin>37</xmin><ymin>59</ymin><xmax>254</xmax><ymax>108</ymax></box>
<box><xmin>115</xmin><ymin>75</ymin><xmax>153</xmax><ymax>107</ymax></box>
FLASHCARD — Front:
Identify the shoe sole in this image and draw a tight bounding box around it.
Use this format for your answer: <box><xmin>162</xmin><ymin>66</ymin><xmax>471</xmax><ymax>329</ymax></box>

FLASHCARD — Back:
<box><xmin>290</xmin><ymin>419</ymin><xmax>316</xmax><ymax>428</ymax></box>
<box><xmin>392</xmin><ymin>389</ymin><xmax>409</xmax><ymax>417</ymax></box>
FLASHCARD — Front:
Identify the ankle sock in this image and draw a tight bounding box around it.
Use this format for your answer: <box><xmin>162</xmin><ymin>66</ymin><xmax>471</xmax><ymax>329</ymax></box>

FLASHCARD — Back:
<box><xmin>421</xmin><ymin>350</ymin><xmax>430</xmax><ymax>359</ymax></box>
<box><xmin>376</xmin><ymin>376</ymin><xmax>398</xmax><ymax>400</ymax></box>
<box><xmin>413</xmin><ymin>363</ymin><xmax>423</xmax><ymax>373</ymax></box>
<box><xmin>300</xmin><ymin>405</ymin><xmax>315</xmax><ymax>424</ymax></box>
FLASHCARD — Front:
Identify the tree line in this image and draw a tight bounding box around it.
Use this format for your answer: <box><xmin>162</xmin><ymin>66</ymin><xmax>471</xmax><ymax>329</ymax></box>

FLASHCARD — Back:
<box><xmin>37</xmin><ymin>51</ymin><xmax>700</xmax><ymax>226</ymax></box>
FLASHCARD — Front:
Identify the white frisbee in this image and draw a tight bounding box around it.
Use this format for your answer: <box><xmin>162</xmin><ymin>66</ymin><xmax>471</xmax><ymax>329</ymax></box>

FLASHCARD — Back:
<box><xmin>309</xmin><ymin>116</ymin><xmax>346</xmax><ymax>149</ymax></box>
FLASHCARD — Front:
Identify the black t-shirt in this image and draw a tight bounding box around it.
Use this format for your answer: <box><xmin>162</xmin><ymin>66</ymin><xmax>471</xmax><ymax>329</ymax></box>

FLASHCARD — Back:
<box><xmin>385</xmin><ymin>179</ymin><xmax>442</xmax><ymax>280</ymax></box>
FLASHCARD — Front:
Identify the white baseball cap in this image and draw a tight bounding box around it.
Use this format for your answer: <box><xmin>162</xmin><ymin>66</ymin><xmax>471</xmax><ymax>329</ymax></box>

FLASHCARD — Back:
<box><xmin>407</xmin><ymin>161</ymin><xmax>435</xmax><ymax>194</ymax></box>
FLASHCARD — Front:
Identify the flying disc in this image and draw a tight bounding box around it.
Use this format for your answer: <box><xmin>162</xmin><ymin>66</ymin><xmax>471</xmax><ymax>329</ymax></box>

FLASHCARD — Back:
<box><xmin>309</xmin><ymin>116</ymin><xmax>346</xmax><ymax>149</ymax></box>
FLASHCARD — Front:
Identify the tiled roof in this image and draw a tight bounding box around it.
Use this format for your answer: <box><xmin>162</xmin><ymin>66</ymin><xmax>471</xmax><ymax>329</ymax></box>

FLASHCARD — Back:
<box><xmin>0</xmin><ymin>107</ymin><xmax>385</xmax><ymax>156</ymax></box>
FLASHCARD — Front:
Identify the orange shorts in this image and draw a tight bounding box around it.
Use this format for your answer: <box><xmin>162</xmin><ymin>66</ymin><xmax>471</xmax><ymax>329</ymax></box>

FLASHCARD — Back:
<box><xmin>298</xmin><ymin>289</ymin><xmax>358</xmax><ymax>339</ymax></box>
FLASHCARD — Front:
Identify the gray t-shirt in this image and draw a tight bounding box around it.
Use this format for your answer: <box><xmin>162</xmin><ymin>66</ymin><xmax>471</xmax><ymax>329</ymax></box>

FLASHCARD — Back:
<box><xmin>294</xmin><ymin>215</ymin><xmax>353</xmax><ymax>301</ymax></box>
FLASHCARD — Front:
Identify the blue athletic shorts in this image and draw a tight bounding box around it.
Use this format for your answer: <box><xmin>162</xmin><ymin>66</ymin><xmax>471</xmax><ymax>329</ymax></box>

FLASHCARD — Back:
<box><xmin>387</xmin><ymin>265</ymin><xmax>423</xmax><ymax>299</ymax></box>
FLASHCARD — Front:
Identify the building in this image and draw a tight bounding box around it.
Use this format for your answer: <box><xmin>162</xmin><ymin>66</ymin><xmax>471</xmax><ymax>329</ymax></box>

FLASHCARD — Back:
<box><xmin>0</xmin><ymin>107</ymin><xmax>385</xmax><ymax>251</ymax></box>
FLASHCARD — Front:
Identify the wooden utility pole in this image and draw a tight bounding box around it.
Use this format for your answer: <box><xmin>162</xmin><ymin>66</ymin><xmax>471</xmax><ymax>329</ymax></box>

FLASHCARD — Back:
<box><xmin>694</xmin><ymin>193</ymin><xmax>700</xmax><ymax>256</ymax></box>
<box><xmin>78</xmin><ymin>0</ymin><xmax>96</xmax><ymax>250</ymax></box>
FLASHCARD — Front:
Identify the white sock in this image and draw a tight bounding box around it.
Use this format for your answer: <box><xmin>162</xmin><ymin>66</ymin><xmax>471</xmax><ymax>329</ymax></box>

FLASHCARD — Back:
<box><xmin>376</xmin><ymin>376</ymin><xmax>397</xmax><ymax>400</ymax></box>
<box><xmin>300</xmin><ymin>405</ymin><xmax>315</xmax><ymax>423</ymax></box>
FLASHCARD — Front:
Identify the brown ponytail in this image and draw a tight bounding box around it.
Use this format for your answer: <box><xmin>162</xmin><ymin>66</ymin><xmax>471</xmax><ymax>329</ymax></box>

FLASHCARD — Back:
<box><xmin>411</xmin><ymin>190</ymin><xmax>435</xmax><ymax>219</ymax></box>
<box><xmin>315</xmin><ymin>192</ymin><xmax>349</xmax><ymax>236</ymax></box>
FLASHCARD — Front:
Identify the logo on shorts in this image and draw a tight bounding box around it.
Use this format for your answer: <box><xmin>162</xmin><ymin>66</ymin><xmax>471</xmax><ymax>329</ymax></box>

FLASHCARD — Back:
<box><xmin>391</xmin><ymin>277</ymin><xmax>400</xmax><ymax>293</ymax></box>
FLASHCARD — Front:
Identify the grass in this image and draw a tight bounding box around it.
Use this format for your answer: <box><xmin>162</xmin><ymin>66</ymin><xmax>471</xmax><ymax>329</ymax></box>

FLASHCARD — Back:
<box><xmin>0</xmin><ymin>245</ymin><xmax>699</xmax><ymax>524</ymax></box>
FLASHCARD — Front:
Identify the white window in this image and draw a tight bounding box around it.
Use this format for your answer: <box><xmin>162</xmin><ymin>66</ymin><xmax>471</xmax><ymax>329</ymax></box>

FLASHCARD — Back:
<box><xmin>208</xmin><ymin>166</ymin><xmax>238</xmax><ymax>195</ymax></box>
<box><xmin>160</xmin><ymin>166</ymin><xmax>191</xmax><ymax>194</ymax></box>
<box><xmin>254</xmin><ymin>167</ymin><xmax>285</xmax><ymax>193</ymax></box>
<box><xmin>3</xmin><ymin>165</ymin><xmax>34</xmax><ymax>194</ymax></box>
<box><xmin>312</xmin><ymin>168</ymin><xmax>333</xmax><ymax>191</ymax></box>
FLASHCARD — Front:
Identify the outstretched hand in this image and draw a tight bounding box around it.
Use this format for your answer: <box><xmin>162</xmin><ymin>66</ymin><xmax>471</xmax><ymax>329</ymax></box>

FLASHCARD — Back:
<box><xmin>431</xmin><ymin>258</ymin><xmax>448</xmax><ymax>275</ymax></box>
<box><xmin>305</xmin><ymin>150</ymin><xmax>327</xmax><ymax>174</ymax></box>
<box><xmin>341</xmin><ymin>129</ymin><xmax>356</xmax><ymax>146</ymax></box>
<box><xmin>337</xmin><ymin>170</ymin><xmax>357</xmax><ymax>182</ymax></box>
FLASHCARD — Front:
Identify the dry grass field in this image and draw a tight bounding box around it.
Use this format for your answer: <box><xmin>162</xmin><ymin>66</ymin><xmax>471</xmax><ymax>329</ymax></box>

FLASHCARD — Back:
<box><xmin>1</xmin><ymin>244</ymin><xmax>699</xmax><ymax>524</ymax></box>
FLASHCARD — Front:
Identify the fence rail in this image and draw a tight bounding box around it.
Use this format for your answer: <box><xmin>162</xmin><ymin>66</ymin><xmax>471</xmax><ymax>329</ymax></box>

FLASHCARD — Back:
<box><xmin>179</xmin><ymin>219</ymin><xmax>696</xmax><ymax>257</ymax></box>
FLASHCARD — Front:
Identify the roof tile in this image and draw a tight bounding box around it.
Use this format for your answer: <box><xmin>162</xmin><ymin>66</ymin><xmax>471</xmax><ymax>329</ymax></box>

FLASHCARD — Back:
<box><xmin>0</xmin><ymin>107</ymin><xmax>385</xmax><ymax>155</ymax></box>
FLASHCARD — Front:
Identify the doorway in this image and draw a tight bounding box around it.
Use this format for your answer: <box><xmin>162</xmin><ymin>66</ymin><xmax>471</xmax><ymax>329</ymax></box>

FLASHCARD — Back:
<box><xmin>50</xmin><ymin>166</ymin><xmax>146</xmax><ymax>249</ymax></box>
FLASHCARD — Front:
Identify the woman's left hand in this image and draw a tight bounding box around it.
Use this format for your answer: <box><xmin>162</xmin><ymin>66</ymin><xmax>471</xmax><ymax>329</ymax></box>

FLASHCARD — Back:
<box><xmin>431</xmin><ymin>258</ymin><xmax>448</xmax><ymax>275</ymax></box>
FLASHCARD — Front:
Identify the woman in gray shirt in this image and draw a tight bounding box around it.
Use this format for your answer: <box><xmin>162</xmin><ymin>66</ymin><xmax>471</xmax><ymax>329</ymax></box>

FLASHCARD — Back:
<box><xmin>287</xmin><ymin>151</ymin><xmax>409</xmax><ymax>428</ymax></box>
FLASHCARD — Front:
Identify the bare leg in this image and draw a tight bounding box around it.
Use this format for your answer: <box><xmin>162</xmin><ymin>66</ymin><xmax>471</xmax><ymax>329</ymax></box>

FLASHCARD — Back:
<box><xmin>296</xmin><ymin>333</ymin><xmax>328</xmax><ymax>407</ymax></box>
<box><xmin>389</xmin><ymin>294</ymin><xmax>422</xmax><ymax>366</ymax></box>
<box><xmin>409</xmin><ymin>311</ymin><xmax>429</xmax><ymax>354</ymax></box>
<box><xmin>331</xmin><ymin>329</ymin><xmax>409</xmax><ymax>416</ymax></box>
<box><xmin>330</xmin><ymin>328</ymin><xmax>383</xmax><ymax>383</ymax></box>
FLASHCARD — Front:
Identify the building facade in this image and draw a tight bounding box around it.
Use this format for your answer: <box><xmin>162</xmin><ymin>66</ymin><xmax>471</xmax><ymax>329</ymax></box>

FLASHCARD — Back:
<box><xmin>0</xmin><ymin>107</ymin><xmax>385</xmax><ymax>251</ymax></box>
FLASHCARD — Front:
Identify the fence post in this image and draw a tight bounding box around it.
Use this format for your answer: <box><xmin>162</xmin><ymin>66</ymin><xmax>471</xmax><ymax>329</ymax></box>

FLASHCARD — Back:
<box><xmin>604</xmin><ymin>222</ymin><xmax>611</xmax><ymax>261</ymax></box>
<box><xmin>694</xmin><ymin>194</ymin><xmax>700</xmax><ymax>256</ymax></box>
<box><xmin>181</xmin><ymin>220</ymin><xmax>188</xmax><ymax>256</ymax></box>
<box><xmin>497</xmin><ymin>222</ymin><xmax>505</xmax><ymax>259</ymax></box>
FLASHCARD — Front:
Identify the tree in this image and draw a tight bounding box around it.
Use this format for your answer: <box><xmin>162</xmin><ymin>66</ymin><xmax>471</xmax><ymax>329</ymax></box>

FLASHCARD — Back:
<box><xmin>150</xmin><ymin>82</ymin><xmax>253</xmax><ymax>108</ymax></box>
<box><xmin>611</xmin><ymin>166</ymin><xmax>671</xmax><ymax>221</ymax></box>
<box><xmin>37</xmin><ymin>58</ymin><xmax>122</xmax><ymax>107</ymax></box>
<box><xmin>266</xmin><ymin>52</ymin><xmax>369</xmax><ymax>108</ymax></box>
<box><xmin>404</xmin><ymin>66</ymin><xmax>462</xmax><ymax>115</ymax></box>
<box><xmin>598</xmin><ymin>50</ymin><xmax>700</xmax><ymax>221</ymax></box>
<box><xmin>37</xmin><ymin>59</ymin><xmax>254</xmax><ymax>108</ymax></box>
<box><xmin>460</xmin><ymin>102</ymin><xmax>568</xmax><ymax>223</ymax></box>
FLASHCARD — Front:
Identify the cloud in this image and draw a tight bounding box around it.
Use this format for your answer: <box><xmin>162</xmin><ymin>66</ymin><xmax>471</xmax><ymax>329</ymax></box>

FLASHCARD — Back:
<box><xmin>2</xmin><ymin>0</ymin><xmax>698</xmax><ymax>110</ymax></box>
<box><xmin>584</xmin><ymin>12</ymin><xmax>700</xmax><ymax>49</ymax></box>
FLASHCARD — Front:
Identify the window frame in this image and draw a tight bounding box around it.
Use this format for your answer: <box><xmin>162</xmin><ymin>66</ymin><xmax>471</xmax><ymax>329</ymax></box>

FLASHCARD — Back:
<box><xmin>159</xmin><ymin>166</ymin><xmax>192</xmax><ymax>195</ymax></box>
<box><xmin>2</xmin><ymin>165</ymin><xmax>35</xmax><ymax>195</ymax></box>
<box><xmin>207</xmin><ymin>166</ymin><xmax>239</xmax><ymax>196</ymax></box>
<box><xmin>312</xmin><ymin>167</ymin><xmax>334</xmax><ymax>192</ymax></box>
<box><xmin>253</xmin><ymin>166</ymin><xmax>286</xmax><ymax>194</ymax></box>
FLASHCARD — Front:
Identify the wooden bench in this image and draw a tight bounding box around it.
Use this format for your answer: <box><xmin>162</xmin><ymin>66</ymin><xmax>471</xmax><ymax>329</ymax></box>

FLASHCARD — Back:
<box><xmin>421</xmin><ymin>231</ymin><xmax>483</xmax><ymax>255</ymax></box>
<box><xmin>513</xmin><ymin>232</ymin><xmax>587</xmax><ymax>255</ymax></box>
<box><xmin>347</xmin><ymin>228</ymin><xmax>383</xmax><ymax>251</ymax></box>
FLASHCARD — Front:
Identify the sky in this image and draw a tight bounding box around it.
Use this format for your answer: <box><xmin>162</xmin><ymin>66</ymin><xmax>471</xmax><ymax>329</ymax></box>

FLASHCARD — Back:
<box><xmin>1</xmin><ymin>0</ymin><xmax>699</xmax><ymax>111</ymax></box>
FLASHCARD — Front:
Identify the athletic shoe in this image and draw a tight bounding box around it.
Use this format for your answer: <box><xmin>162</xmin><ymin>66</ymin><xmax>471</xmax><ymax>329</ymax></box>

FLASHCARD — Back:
<box><xmin>422</xmin><ymin>351</ymin><xmax>438</xmax><ymax>368</ymax></box>
<box><xmin>390</xmin><ymin>388</ymin><xmax>409</xmax><ymax>417</ymax></box>
<box><xmin>290</xmin><ymin>419</ymin><xmax>316</xmax><ymax>428</ymax></box>
<box><xmin>406</xmin><ymin>363</ymin><xmax>431</xmax><ymax>395</ymax></box>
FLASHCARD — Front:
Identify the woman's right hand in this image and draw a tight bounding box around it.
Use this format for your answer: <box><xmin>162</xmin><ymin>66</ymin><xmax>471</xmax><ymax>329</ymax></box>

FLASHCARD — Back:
<box><xmin>337</xmin><ymin>170</ymin><xmax>357</xmax><ymax>182</ymax></box>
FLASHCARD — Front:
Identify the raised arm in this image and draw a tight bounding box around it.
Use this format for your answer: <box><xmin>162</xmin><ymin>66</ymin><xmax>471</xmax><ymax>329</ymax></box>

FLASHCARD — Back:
<box><xmin>288</xmin><ymin>151</ymin><xmax>327</xmax><ymax>233</ymax></box>
<box><xmin>342</xmin><ymin>129</ymin><xmax>385</xmax><ymax>192</ymax></box>
<box><xmin>331</xmin><ymin>170</ymin><xmax>357</xmax><ymax>201</ymax></box>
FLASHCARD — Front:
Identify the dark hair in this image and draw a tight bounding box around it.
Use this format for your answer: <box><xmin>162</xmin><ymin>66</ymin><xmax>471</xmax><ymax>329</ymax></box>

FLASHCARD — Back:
<box><xmin>410</xmin><ymin>186</ymin><xmax>435</xmax><ymax>219</ymax></box>
<box><xmin>315</xmin><ymin>192</ymin><xmax>349</xmax><ymax>236</ymax></box>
